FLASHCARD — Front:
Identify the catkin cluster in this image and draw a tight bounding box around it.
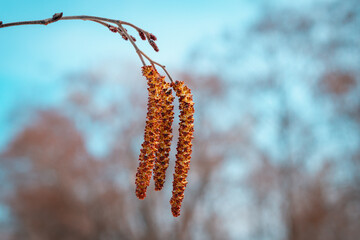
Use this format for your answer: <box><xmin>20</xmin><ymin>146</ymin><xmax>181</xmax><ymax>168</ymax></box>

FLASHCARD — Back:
<box><xmin>135</xmin><ymin>66</ymin><xmax>194</xmax><ymax>217</ymax></box>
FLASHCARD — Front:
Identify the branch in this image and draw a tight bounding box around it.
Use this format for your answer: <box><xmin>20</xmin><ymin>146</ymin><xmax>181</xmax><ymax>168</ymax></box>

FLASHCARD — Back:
<box><xmin>0</xmin><ymin>12</ymin><xmax>173</xmax><ymax>83</ymax></box>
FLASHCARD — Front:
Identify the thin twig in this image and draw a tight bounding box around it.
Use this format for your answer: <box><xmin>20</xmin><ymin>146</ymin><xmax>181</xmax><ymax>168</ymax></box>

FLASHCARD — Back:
<box><xmin>117</xmin><ymin>23</ymin><xmax>146</xmax><ymax>66</ymax></box>
<box><xmin>140</xmin><ymin>51</ymin><xmax>173</xmax><ymax>83</ymax></box>
<box><xmin>0</xmin><ymin>13</ymin><xmax>173</xmax><ymax>82</ymax></box>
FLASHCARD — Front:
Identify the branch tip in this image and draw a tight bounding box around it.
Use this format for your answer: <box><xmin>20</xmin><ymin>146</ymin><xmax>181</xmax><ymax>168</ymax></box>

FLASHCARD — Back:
<box><xmin>52</xmin><ymin>12</ymin><xmax>63</xmax><ymax>21</ymax></box>
<box><xmin>139</xmin><ymin>31</ymin><xmax>146</xmax><ymax>40</ymax></box>
<box><xmin>0</xmin><ymin>14</ymin><xmax>174</xmax><ymax>82</ymax></box>
<box><xmin>149</xmin><ymin>33</ymin><xmax>157</xmax><ymax>41</ymax></box>
<box><xmin>108</xmin><ymin>25</ymin><xmax>117</xmax><ymax>33</ymax></box>
<box><xmin>149</xmin><ymin>40</ymin><xmax>159</xmax><ymax>52</ymax></box>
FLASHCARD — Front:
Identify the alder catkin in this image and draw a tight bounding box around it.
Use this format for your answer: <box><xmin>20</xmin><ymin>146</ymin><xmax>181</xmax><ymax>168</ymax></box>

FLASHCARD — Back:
<box><xmin>135</xmin><ymin>66</ymin><xmax>162</xmax><ymax>199</ymax></box>
<box><xmin>135</xmin><ymin>66</ymin><xmax>194</xmax><ymax>218</ymax></box>
<box><xmin>170</xmin><ymin>80</ymin><xmax>195</xmax><ymax>217</ymax></box>
<box><xmin>153</xmin><ymin>81</ymin><xmax>175</xmax><ymax>191</ymax></box>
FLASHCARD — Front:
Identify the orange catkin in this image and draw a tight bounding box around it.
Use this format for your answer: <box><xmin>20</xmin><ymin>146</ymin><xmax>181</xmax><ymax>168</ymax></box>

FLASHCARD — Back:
<box><xmin>135</xmin><ymin>66</ymin><xmax>194</xmax><ymax>218</ymax></box>
<box><xmin>170</xmin><ymin>80</ymin><xmax>194</xmax><ymax>217</ymax></box>
<box><xmin>135</xmin><ymin>66</ymin><xmax>162</xmax><ymax>199</ymax></box>
<box><xmin>153</xmin><ymin>81</ymin><xmax>175</xmax><ymax>190</ymax></box>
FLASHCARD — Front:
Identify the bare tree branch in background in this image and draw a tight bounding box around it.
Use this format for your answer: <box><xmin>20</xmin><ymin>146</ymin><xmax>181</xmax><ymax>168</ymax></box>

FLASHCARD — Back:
<box><xmin>0</xmin><ymin>65</ymin><xmax>231</xmax><ymax>239</ymax></box>
<box><xmin>185</xmin><ymin>0</ymin><xmax>360</xmax><ymax>239</ymax></box>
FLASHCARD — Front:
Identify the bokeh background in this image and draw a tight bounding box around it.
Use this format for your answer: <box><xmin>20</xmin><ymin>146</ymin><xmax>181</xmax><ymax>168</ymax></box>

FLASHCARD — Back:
<box><xmin>1</xmin><ymin>0</ymin><xmax>359</xmax><ymax>239</ymax></box>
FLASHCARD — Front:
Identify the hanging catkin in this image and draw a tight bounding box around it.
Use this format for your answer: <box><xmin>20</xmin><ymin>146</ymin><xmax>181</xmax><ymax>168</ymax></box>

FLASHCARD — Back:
<box><xmin>170</xmin><ymin>80</ymin><xmax>195</xmax><ymax>217</ymax></box>
<box><xmin>153</xmin><ymin>80</ymin><xmax>175</xmax><ymax>191</ymax></box>
<box><xmin>135</xmin><ymin>66</ymin><xmax>162</xmax><ymax>199</ymax></box>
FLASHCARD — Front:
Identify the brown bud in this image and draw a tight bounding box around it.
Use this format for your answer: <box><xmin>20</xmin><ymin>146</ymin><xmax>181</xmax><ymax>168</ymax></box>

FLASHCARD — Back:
<box><xmin>149</xmin><ymin>33</ymin><xmax>157</xmax><ymax>41</ymax></box>
<box><xmin>149</xmin><ymin>40</ymin><xmax>159</xmax><ymax>52</ymax></box>
<box><xmin>117</xmin><ymin>27</ymin><xmax>129</xmax><ymax>40</ymax></box>
<box><xmin>139</xmin><ymin>31</ymin><xmax>146</xmax><ymax>40</ymax></box>
<box><xmin>108</xmin><ymin>26</ymin><xmax>118</xmax><ymax>33</ymax></box>
<box><xmin>52</xmin><ymin>12</ymin><xmax>63</xmax><ymax>21</ymax></box>
<box><xmin>121</xmin><ymin>34</ymin><xmax>128</xmax><ymax>41</ymax></box>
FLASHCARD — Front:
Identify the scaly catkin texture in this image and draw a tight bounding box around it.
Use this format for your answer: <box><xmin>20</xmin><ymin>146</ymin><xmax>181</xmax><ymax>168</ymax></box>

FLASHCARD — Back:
<box><xmin>153</xmin><ymin>81</ymin><xmax>175</xmax><ymax>190</ymax></box>
<box><xmin>135</xmin><ymin>66</ymin><xmax>162</xmax><ymax>199</ymax></box>
<box><xmin>170</xmin><ymin>80</ymin><xmax>195</xmax><ymax>217</ymax></box>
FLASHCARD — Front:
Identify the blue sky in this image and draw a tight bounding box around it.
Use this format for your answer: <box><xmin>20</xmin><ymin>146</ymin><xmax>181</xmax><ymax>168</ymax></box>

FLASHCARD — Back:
<box><xmin>1</xmin><ymin>1</ymin><xmax>358</xmax><ymax>238</ymax></box>
<box><xmin>0</xmin><ymin>0</ymin><xmax>343</xmax><ymax>151</ymax></box>
<box><xmin>0</xmin><ymin>0</ymin><xmax>257</xmax><ymax>70</ymax></box>
<box><xmin>0</xmin><ymin>0</ymin><xmax>261</xmax><ymax>150</ymax></box>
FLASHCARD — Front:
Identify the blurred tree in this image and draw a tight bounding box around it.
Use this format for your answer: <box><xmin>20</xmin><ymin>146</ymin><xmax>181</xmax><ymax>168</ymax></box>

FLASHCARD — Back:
<box><xmin>187</xmin><ymin>0</ymin><xmax>360</xmax><ymax>239</ymax></box>
<box><xmin>0</xmin><ymin>0</ymin><xmax>359</xmax><ymax>239</ymax></box>
<box><xmin>0</xmin><ymin>65</ymin><xmax>234</xmax><ymax>240</ymax></box>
